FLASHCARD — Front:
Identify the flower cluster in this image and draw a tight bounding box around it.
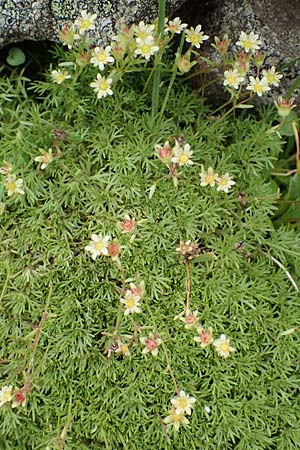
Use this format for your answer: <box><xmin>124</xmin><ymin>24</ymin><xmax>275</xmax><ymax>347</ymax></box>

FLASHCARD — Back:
<box><xmin>175</xmin><ymin>309</ymin><xmax>235</xmax><ymax>358</ymax></box>
<box><xmin>85</xmin><ymin>233</ymin><xmax>120</xmax><ymax>261</ymax></box>
<box><xmin>200</xmin><ymin>166</ymin><xmax>235</xmax><ymax>193</ymax></box>
<box><xmin>222</xmin><ymin>31</ymin><xmax>283</xmax><ymax>97</ymax></box>
<box><xmin>164</xmin><ymin>391</ymin><xmax>196</xmax><ymax>431</ymax></box>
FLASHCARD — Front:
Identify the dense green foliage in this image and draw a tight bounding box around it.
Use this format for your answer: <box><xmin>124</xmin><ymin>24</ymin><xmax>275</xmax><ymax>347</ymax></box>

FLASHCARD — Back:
<box><xmin>0</xmin><ymin>63</ymin><xmax>300</xmax><ymax>450</ymax></box>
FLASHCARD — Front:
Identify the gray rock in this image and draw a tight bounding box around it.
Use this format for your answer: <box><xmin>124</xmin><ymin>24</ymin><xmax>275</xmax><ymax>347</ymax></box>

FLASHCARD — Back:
<box><xmin>0</xmin><ymin>0</ymin><xmax>187</xmax><ymax>49</ymax></box>
<box><xmin>180</xmin><ymin>0</ymin><xmax>300</xmax><ymax>102</ymax></box>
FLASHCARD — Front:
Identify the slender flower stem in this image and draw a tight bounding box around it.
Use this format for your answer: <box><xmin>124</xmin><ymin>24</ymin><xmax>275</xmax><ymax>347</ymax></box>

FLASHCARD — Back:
<box><xmin>151</xmin><ymin>0</ymin><xmax>166</xmax><ymax>118</ymax></box>
<box><xmin>184</xmin><ymin>262</ymin><xmax>191</xmax><ymax>313</ymax></box>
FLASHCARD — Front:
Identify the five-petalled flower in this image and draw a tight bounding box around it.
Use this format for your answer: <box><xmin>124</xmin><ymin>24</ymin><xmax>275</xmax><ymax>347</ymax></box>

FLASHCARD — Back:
<box><xmin>90</xmin><ymin>74</ymin><xmax>113</xmax><ymax>98</ymax></box>
<box><xmin>216</xmin><ymin>173</ymin><xmax>235</xmax><ymax>193</ymax></box>
<box><xmin>246</xmin><ymin>76</ymin><xmax>270</xmax><ymax>96</ymax></box>
<box><xmin>4</xmin><ymin>174</ymin><xmax>25</xmax><ymax>196</ymax></box>
<box><xmin>51</xmin><ymin>69</ymin><xmax>71</xmax><ymax>84</ymax></box>
<box><xmin>185</xmin><ymin>25</ymin><xmax>209</xmax><ymax>48</ymax></box>
<box><xmin>200</xmin><ymin>166</ymin><xmax>218</xmax><ymax>187</ymax></box>
<box><xmin>120</xmin><ymin>290</ymin><xmax>141</xmax><ymax>315</ymax></box>
<box><xmin>74</xmin><ymin>10</ymin><xmax>97</xmax><ymax>35</ymax></box>
<box><xmin>171</xmin><ymin>142</ymin><xmax>193</xmax><ymax>166</ymax></box>
<box><xmin>170</xmin><ymin>390</ymin><xmax>196</xmax><ymax>415</ymax></box>
<box><xmin>236</xmin><ymin>31</ymin><xmax>262</xmax><ymax>53</ymax></box>
<box><xmin>90</xmin><ymin>46</ymin><xmax>115</xmax><ymax>71</ymax></box>
<box><xmin>213</xmin><ymin>334</ymin><xmax>235</xmax><ymax>358</ymax></box>
<box><xmin>134</xmin><ymin>36</ymin><xmax>159</xmax><ymax>60</ymax></box>
<box><xmin>223</xmin><ymin>69</ymin><xmax>245</xmax><ymax>90</ymax></box>
<box><xmin>262</xmin><ymin>66</ymin><xmax>283</xmax><ymax>87</ymax></box>
<box><xmin>165</xmin><ymin>17</ymin><xmax>188</xmax><ymax>34</ymax></box>
<box><xmin>164</xmin><ymin>408</ymin><xmax>189</xmax><ymax>431</ymax></box>
<box><xmin>85</xmin><ymin>234</ymin><xmax>110</xmax><ymax>259</ymax></box>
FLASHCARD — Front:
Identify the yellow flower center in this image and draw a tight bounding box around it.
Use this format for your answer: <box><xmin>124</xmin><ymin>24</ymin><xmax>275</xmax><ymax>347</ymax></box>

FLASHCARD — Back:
<box><xmin>220</xmin><ymin>342</ymin><xmax>229</xmax><ymax>352</ymax></box>
<box><xmin>137</xmin><ymin>31</ymin><xmax>148</xmax><ymax>39</ymax></box>
<box><xmin>171</xmin><ymin>411</ymin><xmax>183</xmax><ymax>422</ymax></box>
<box><xmin>81</xmin><ymin>19</ymin><xmax>92</xmax><ymax>30</ymax></box>
<box><xmin>99</xmin><ymin>81</ymin><xmax>108</xmax><ymax>91</ymax></box>
<box><xmin>177</xmin><ymin>398</ymin><xmax>188</xmax><ymax>409</ymax></box>
<box><xmin>190</xmin><ymin>34</ymin><xmax>200</xmax><ymax>45</ymax></box>
<box><xmin>205</xmin><ymin>174</ymin><xmax>215</xmax><ymax>184</ymax></box>
<box><xmin>120</xmin><ymin>344</ymin><xmax>129</xmax><ymax>354</ymax></box>
<box><xmin>141</xmin><ymin>44</ymin><xmax>151</xmax><ymax>54</ymax></box>
<box><xmin>219</xmin><ymin>178</ymin><xmax>228</xmax><ymax>186</ymax></box>
<box><xmin>126</xmin><ymin>297</ymin><xmax>135</xmax><ymax>308</ymax></box>
<box><xmin>266</xmin><ymin>74</ymin><xmax>275</xmax><ymax>83</ymax></box>
<box><xmin>5</xmin><ymin>181</ymin><xmax>16</xmax><ymax>192</ymax></box>
<box><xmin>243</xmin><ymin>39</ymin><xmax>252</xmax><ymax>50</ymax></box>
<box><xmin>3</xmin><ymin>390</ymin><xmax>11</xmax><ymax>402</ymax></box>
<box><xmin>179</xmin><ymin>154</ymin><xmax>189</xmax><ymax>164</ymax></box>
<box><xmin>227</xmin><ymin>75</ymin><xmax>237</xmax><ymax>84</ymax></box>
<box><xmin>97</xmin><ymin>53</ymin><xmax>106</xmax><ymax>62</ymax></box>
<box><xmin>253</xmin><ymin>83</ymin><xmax>263</xmax><ymax>93</ymax></box>
<box><xmin>95</xmin><ymin>241</ymin><xmax>104</xmax><ymax>251</ymax></box>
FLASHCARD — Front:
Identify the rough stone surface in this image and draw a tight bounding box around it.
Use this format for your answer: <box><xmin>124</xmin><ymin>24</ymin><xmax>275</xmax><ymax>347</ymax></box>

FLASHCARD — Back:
<box><xmin>0</xmin><ymin>0</ymin><xmax>187</xmax><ymax>48</ymax></box>
<box><xmin>177</xmin><ymin>0</ymin><xmax>300</xmax><ymax>102</ymax></box>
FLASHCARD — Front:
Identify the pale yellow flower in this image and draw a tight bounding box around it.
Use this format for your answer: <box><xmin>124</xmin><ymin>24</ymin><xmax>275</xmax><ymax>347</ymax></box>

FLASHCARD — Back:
<box><xmin>236</xmin><ymin>31</ymin><xmax>261</xmax><ymax>53</ymax></box>
<box><xmin>216</xmin><ymin>173</ymin><xmax>235</xmax><ymax>193</ymax></box>
<box><xmin>34</xmin><ymin>148</ymin><xmax>53</xmax><ymax>169</ymax></box>
<box><xmin>164</xmin><ymin>407</ymin><xmax>189</xmax><ymax>431</ymax></box>
<box><xmin>74</xmin><ymin>10</ymin><xmax>97</xmax><ymax>35</ymax></box>
<box><xmin>4</xmin><ymin>174</ymin><xmax>25</xmax><ymax>196</ymax></box>
<box><xmin>200</xmin><ymin>166</ymin><xmax>218</xmax><ymax>187</ymax></box>
<box><xmin>262</xmin><ymin>66</ymin><xmax>283</xmax><ymax>87</ymax></box>
<box><xmin>170</xmin><ymin>390</ymin><xmax>196</xmax><ymax>415</ymax></box>
<box><xmin>133</xmin><ymin>21</ymin><xmax>155</xmax><ymax>40</ymax></box>
<box><xmin>90</xmin><ymin>74</ymin><xmax>113</xmax><ymax>99</ymax></box>
<box><xmin>165</xmin><ymin>17</ymin><xmax>188</xmax><ymax>34</ymax></box>
<box><xmin>134</xmin><ymin>36</ymin><xmax>159</xmax><ymax>60</ymax></box>
<box><xmin>51</xmin><ymin>69</ymin><xmax>71</xmax><ymax>84</ymax></box>
<box><xmin>185</xmin><ymin>25</ymin><xmax>209</xmax><ymax>48</ymax></box>
<box><xmin>0</xmin><ymin>385</ymin><xmax>13</xmax><ymax>407</ymax></box>
<box><xmin>213</xmin><ymin>334</ymin><xmax>235</xmax><ymax>358</ymax></box>
<box><xmin>171</xmin><ymin>142</ymin><xmax>193</xmax><ymax>166</ymax></box>
<box><xmin>85</xmin><ymin>234</ymin><xmax>110</xmax><ymax>259</ymax></box>
<box><xmin>120</xmin><ymin>290</ymin><xmax>141</xmax><ymax>315</ymax></box>
<box><xmin>223</xmin><ymin>69</ymin><xmax>245</xmax><ymax>89</ymax></box>
<box><xmin>90</xmin><ymin>46</ymin><xmax>115</xmax><ymax>71</ymax></box>
<box><xmin>246</xmin><ymin>76</ymin><xmax>271</xmax><ymax>96</ymax></box>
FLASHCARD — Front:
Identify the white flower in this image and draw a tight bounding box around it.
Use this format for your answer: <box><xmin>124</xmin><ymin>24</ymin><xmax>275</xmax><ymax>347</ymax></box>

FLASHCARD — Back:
<box><xmin>74</xmin><ymin>10</ymin><xmax>97</xmax><ymax>35</ymax></box>
<box><xmin>200</xmin><ymin>166</ymin><xmax>218</xmax><ymax>187</ymax></box>
<box><xmin>171</xmin><ymin>390</ymin><xmax>196</xmax><ymax>415</ymax></box>
<box><xmin>246</xmin><ymin>76</ymin><xmax>271</xmax><ymax>96</ymax></box>
<box><xmin>185</xmin><ymin>25</ymin><xmax>209</xmax><ymax>48</ymax></box>
<box><xmin>90</xmin><ymin>46</ymin><xmax>115</xmax><ymax>70</ymax></box>
<box><xmin>165</xmin><ymin>17</ymin><xmax>188</xmax><ymax>34</ymax></box>
<box><xmin>223</xmin><ymin>69</ymin><xmax>245</xmax><ymax>89</ymax></box>
<box><xmin>134</xmin><ymin>36</ymin><xmax>159</xmax><ymax>60</ymax></box>
<box><xmin>85</xmin><ymin>234</ymin><xmax>110</xmax><ymax>259</ymax></box>
<box><xmin>213</xmin><ymin>334</ymin><xmax>235</xmax><ymax>358</ymax></box>
<box><xmin>171</xmin><ymin>142</ymin><xmax>193</xmax><ymax>166</ymax></box>
<box><xmin>133</xmin><ymin>21</ymin><xmax>155</xmax><ymax>40</ymax></box>
<box><xmin>262</xmin><ymin>66</ymin><xmax>283</xmax><ymax>87</ymax></box>
<box><xmin>34</xmin><ymin>148</ymin><xmax>53</xmax><ymax>169</ymax></box>
<box><xmin>51</xmin><ymin>69</ymin><xmax>71</xmax><ymax>84</ymax></box>
<box><xmin>164</xmin><ymin>408</ymin><xmax>189</xmax><ymax>431</ymax></box>
<box><xmin>120</xmin><ymin>290</ymin><xmax>141</xmax><ymax>315</ymax></box>
<box><xmin>4</xmin><ymin>174</ymin><xmax>25</xmax><ymax>196</ymax></box>
<box><xmin>0</xmin><ymin>385</ymin><xmax>13</xmax><ymax>406</ymax></box>
<box><xmin>216</xmin><ymin>173</ymin><xmax>235</xmax><ymax>193</ymax></box>
<box><xmin>90</xmin><ymin>74</ymin><xmax>113</xmax><ymax>99</ymax></box>
<box><xmin>236</xmin><ymin>31</ymin><xmax>262</xmax><ymax>53</ymax></box>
